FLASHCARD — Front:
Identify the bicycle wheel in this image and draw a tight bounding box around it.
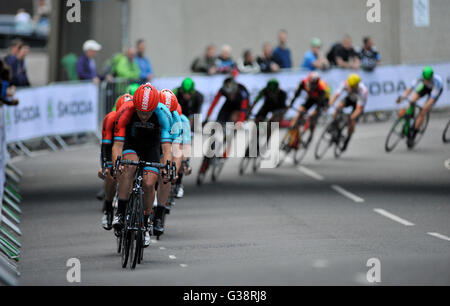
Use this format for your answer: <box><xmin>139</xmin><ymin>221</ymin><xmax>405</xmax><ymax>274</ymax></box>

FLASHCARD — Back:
<box><xmin>211</xmin><ymin>158</ymin><xmax>225</xmax><ymax>182</ymax></box>
<box><xmin>252</xmin><ymin>156</ymin><xmax>261</xmax><ymax>173</ymax></box>
<box><xmin>443</xmin><ymin>120</ymin><xmax>450</xmax><ymax>143</ymax></box>
<box><xmin>412</xmin><ymin>105</ymin><xmax>429</xmax><ymax>147</ymax></box>
<box><xmin>196</xmin><ymin>158</ymin><xmax>209</xmax><ymax>186</ymax></box>
<box><xmin>239</xmin><ymin>157</ymin><xmax>252</xmax><ymax>176</ymax></box>
<box><xmin>334</xmin><ymin>123</ymin><xmax>349</xmax><ymax>159</ymax></box>
<box><xmin>121</xmin><ymin>230</ymin><xmax>131</xmax><ymax>268</ymax></box>
<box><xmin>385</xmin><ymin>116</ymin><xmax>407</xmax><ymax>152</ymax></box>
<box><xmin>130</xmin><ymin>230</ymin><xmax>143</xmax><ymax>269</ymax></box>
<box><xmin>294</xmin><ymin>128</ymin><xmax>312</xmax><ymax>165</ymax></box>
<box><xmin>314</xmin><ymin>124</ymin><xmax>333</xmax><ymax>160</ymax></box>
<box><xmin>277</xmin><ymin>130</ymin><xmax>293</xmax><ymax>167</ymax></box>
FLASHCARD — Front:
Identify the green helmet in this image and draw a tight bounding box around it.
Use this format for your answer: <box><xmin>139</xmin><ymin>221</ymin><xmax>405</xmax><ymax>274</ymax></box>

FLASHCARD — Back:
<box><xmin>267</xmin><ymin>79</ymin><xmax>279</xmax><ymax>91</ymax></box>
<box><xmin>422</xmin><ymin>66</ymin><xmax>434</xmax><ymax>80</ymax></box>
<box><xmin>126</xmin><ymin>83</ymin><xmax>140</xmax><ymax>96</ymax></box>
<box><xmin>181</xmin><ymin>78</ymin><xmax>195</xmax><ymax>94</ymax></box>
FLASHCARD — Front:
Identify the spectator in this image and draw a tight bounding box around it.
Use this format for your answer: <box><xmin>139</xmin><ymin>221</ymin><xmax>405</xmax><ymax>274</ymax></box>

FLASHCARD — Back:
<box><xmin>237</xmin><ymin>49</ymin><xmax>260</xmax><ymax>74</ymax></box>
<box><xmin>135</xmin><ymin>39</ymin><xmax>153</xmax><ymax>83</ymax></box>
<box><xmin>359</xmin><ymin>36</ymin><xmax>381</xmax><ymax>72</ymax></box>
<box><xmin>115</xmin><ymin>47</ymin><xmax>140</xmax><ymax>80</ymax></box>
<box><xmin>77</xmin><ymin>40</ymin><xmax>102</xmax><ymax>84</ymax></box>
<box><xmin>4</xmin><ymin>39</ymin><xmax>23</xmax><ymax>67</ymax></box>
<box><xmin>14</xmin><ymin>9</ymin><xmax>33</xmax><ymax>34</ymax></box>
<box><xmin>215</xmin><ymin>45</ymin><xmax>236</xmax><ymax>74</ymax></box>
<box><xmin>301</xmin><ymin>38</ymin><xmax>330</xmax><ymax>71</ymax></box>
<box><xmin>191</xmin><ymin>44</ymin><xmax>217</xmax><ymax>75</ymax></box>
<box><xmin>257</xmin><ymin>43</ymin><xmax>280</xmax><ymax>73</ymax></box>
<box><xmin>8</xmin><ymin>43</ymin><xmax>30</xmax><ymax>87</ymax></box>
<box><xmin>33</xmin><ymin>0</ymin><xmax>51</xmax><ymax>36</ymax></box>
<box><xmin>0</xmin><ymin>60</ymin><xmax>18</xmax><ymax>105</ymax></box>
<box><xmin>327</xmin><ymin>35</ymin><xmax>360</xmax><ymax>69</ymax></box>
<box><xmin>273</xmin><ymin>30</ymin><xmax>292</xmax><ymax>69</ymax></box>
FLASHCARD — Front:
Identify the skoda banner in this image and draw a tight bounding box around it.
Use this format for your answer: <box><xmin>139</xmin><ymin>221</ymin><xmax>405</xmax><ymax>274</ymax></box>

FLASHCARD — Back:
<box><xmin>3</xmin><ymin>82</ymin><xmax>99</xmax><ymax>143</ymax></box>
<box><xmin>153</xmin><ymin>62</ymin><xmax>450</xmax><ymax>119</ymax></box>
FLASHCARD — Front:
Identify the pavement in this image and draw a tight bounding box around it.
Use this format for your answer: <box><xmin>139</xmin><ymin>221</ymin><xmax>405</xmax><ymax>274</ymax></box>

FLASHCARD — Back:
<box><xmin>15</xmin><ymin>115</ymin><xmax>450</xmax><ymax>285</ymax></box>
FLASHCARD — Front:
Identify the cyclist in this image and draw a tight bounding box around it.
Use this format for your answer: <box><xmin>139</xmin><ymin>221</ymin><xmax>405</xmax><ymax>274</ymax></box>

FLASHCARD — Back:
<box><xmin>112</xmin><ymin>83</ymin><xmax>173</xmax><ymax>247</ymax></box>
<box><xmin>174</xmin><ymin>103</ymin><xmax>192</xmax><ymax>198</ymax></box>
<box><xmin>396</xmin><ymin>66</ymin><xmax>443</xmax><ymax>142</ymax></box>
<box><xmin>99</xmin><ymin>93</ymin><xmax>133</xmax><ymax>230</ymax></box>
<box><xmin>173</xmin><ymin>77</ymin><xmax>204</xmax><ymax>129</ymax></box>
<box><xmin>289</xmin><ymin>72</ymin><xmax>330</xmax><ymax>145</ymax></box>
<box><xmin>247</xmin><ymin>79</ymin><xmax>287</xmax><ymax>155</ymax></box>
<box><xmin>154</xmin><ymin>89</ymin><xmax>182</xmax><ymax>235</ymax></box>
<box><xmin>328</xmin><ymin>73</ymin><xmax>368</xmax><ymax>151</ymax></box>
<box><xmin>126</xmin><ymin>82</ymin><xmax>140</xmax><ymax>96</ymax></box>
<box><xmin>204</xmin><ymin>76</ymin><xmax>250</xmax><ymax>156</ymax></box>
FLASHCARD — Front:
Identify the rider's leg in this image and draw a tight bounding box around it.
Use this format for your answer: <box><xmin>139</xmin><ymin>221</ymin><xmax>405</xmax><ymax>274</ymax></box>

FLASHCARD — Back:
<box><xmin>142</xmin><ymin>171</ymin><xmax>158</xmax><ymax>215</ymax></box>
<box><xmin>290</xmin><ymin>106</ymin><xmax>306</xmax><ymax>128</ymax></box>
<box><xmin>399</xmin><ymin>92</ymin><xmax>419</xmax><ymax>118</ymax></box>
<box><xmin>415</xmin><ymin>97</ymin><xmax>435</xmax><ymax>131</ymax></box>
<box><xmin>348</xmin><ymin>106</ymin><xmax>363</xmax><ymax>139</ymax></box>
<box><xmin>117</xmin><ymin>151</ymin><xmax>138</xmax><ymax>215</ymax></box>
<box><xmin>103</xmin><ymin>170</ymin><xmax>116</xmax><ymax>211</ymax></box>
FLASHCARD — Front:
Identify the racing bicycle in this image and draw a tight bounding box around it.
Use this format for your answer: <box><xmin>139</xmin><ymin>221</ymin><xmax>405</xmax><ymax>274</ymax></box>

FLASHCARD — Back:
<box><xmin>443</xmin><ymin>119</ymin><xmax>450</xmax><ymax>143</ymax></box>
<box><xmin>113</xmin><ymin>157</ymin><xmax>172</xmax><ymax>269</ymax></box>
<box><xmin>314</xmin><ymin>109</ymin><xmax>350</xmax><ymax>160</ymax></box>
<box><xmin>385</xmin><ymin>104</ymin><xmax>429</xmax><ymax>152</ymax></box>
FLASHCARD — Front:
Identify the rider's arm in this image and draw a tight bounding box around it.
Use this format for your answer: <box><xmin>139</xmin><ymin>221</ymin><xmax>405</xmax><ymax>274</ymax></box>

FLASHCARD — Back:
<box><xmin>101</xmin><ymin>112</ymin><xmax>116</xmax><ymax>164</ymax></box>
<box><xmin>329</xmin><ymin>82</ymin><xmax>345</xmax><ymax>107</ymax></box>
<box><xmin>248</xmin><ymin>89</ymin><xmax>264</xmax><ymax>114</ymax></box>
<box><xmin>171</xmin><ymin>110</ymin><xmax>184</xmax><ymax>144</ymax></box>
<box><xmin>112</xmin><ymin>104</ymin><xmax>134</xmax><ymax>163</ymax></box>
<box><xmin>180</xmin><ymin>114</ymin><xmax>192</xmax><ymax>145</ymax></box>
<box><xmin>206</xmin><ymin>90</ymin><xmax>222</xmax><ymax>119</ymax></box>
<box><xmin>290</xmin><ymin>82</ymin><xmax>304</xmax><ymax>107</ymax></box>
<box><xmin>237</xmin><ymin>88</ymin><xmax>250</xmax><ymax>123</ymax></box>
<box><xmin>155</xmin><ymin>104</ymin><xmax>175</xmax><ymax>144</ymax></box>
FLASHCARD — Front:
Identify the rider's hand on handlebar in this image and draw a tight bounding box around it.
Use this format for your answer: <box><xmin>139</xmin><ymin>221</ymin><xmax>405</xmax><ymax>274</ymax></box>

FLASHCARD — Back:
<box><xmin>396</xmin><ymin>96</ymin><xmax>404</xmax><ymax>104</ymax></box>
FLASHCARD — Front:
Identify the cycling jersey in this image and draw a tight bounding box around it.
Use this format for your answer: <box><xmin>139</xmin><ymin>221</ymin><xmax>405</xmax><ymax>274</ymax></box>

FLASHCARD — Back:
<box><xmin>101</xmin><ymin>100</ymin><xmax>135</xmax><ymax>165</ymax></box>
<box><xmin>252</xmin><ymin>88</ymin><xmax>287</xmax><ymax>120</ymax></box>
<box><xmin>411</xmin><ymin>75</ymin><xmax>443</xmax><ymax>100</ymax></box>
<box><xmin>101</xmin><ymin>111</ymin><xmax>118</xmax><ymax>165</ymax></box>
<box><xmin>170</xmin><ymin>109</ymin><xmax>183</xmax><ymax>144</ymax></box>
<box><xmin>293</xmin><ymin>79</ymin><xmax>330</xmax><ymax>103</ymax></box>
<box><xmin>180</xmin><ymin>114</ymin><xmax>192</xmax><ymax>145</ymax></box>
<box><xmin>335</xmin><ymin>81</ymin><xmax>369</xmax><ymax>108</ymax></box>
<box><xmin>114</xmin><ymin>102</ymin><xmax>173</xmax><ymax>173</ymax></box>
<box><xmin>207</xmin><ymin>81</ymin><xmax>250</xmax><ymax>123</ymax></box>
<box><xmin>173</xmin><ymin>87</ymin><xmax>204</xmax><ymax>118</ymax></box>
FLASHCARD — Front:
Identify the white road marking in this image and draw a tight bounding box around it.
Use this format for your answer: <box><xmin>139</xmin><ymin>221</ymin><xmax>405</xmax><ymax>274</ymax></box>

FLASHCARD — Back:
<box><xmin>180</xmin><ymin>264</ymin><xmax>188</xmax><ymax>268</ymax></box>
<box><xmin>445</xmin><ymin>159</ymin><xmax>450</xmax><ymax>170</ymax></box>
<box><xmin>298</xmin><ymin>166</ymin><xmax>325</xmax><ymax>181</ymax></box>
<box><xmin>312</xmin><ymin>259</ymin><xmax>328</xmax><ymax>268</ymax></box>
<box><xmin>331</xmin><ymin>185</ymin><xmax>365</xmax><ymax>203</ymax></box>
<box><xmin>373</xmin><ymin>208</ymin><xmax>415</xmax><ymax>226</ymax></box>
<box><xmin>169</xmin><ymin>255</ymin><xmax>177</xmax><ymax>260</ymax></box>
<box><xmin>427</xmin><ymin>232</ymin><xmax>450</xmax><ymax>241</ymax></box>
<box><xmin>159</xmin><ymin>246</ymin><xmax>166</xmax><ymax>250</ymax></box>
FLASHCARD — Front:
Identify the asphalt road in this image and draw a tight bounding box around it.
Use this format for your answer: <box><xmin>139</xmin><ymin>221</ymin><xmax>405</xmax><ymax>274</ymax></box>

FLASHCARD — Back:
<box><xmin>15</xmin><ymin>115</ymin><xmax>450</xmax><ymax>285</ymax></box>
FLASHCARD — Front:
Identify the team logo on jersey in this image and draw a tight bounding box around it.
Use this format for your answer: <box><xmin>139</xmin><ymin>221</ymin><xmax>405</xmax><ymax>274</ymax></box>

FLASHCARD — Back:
<box><xmin>142</xmin><ymin>87</ymin><xmax>151</xmax><ymax>111</ymax></box>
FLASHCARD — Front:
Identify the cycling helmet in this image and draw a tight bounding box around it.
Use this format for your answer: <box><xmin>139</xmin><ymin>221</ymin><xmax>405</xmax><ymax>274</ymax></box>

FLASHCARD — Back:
<box><xmin>181</xmin><ymin>78</ymin><xmax>195</xmax><ymax>94</ymax></box>
<box><xmin>126</xmin><ymin>83</ymin><xmax>140</xmax><ymax>96</ymax></box>
<box><xmin>115</xmin><ymin>93</ymin><xmax>133</xmax><ymax>111</ymax></box>
<box><xmin>222</xmin><ymin>78</ymin><xmax>238</xmax><ymax>96</ymax></box>
<box><xmin>422</xmin><ymin>66</ymin><xmax>434</xmax><ymax>80</ymax></box>
<box><xmin>133</xmin><ymin>83</ymin><xmax>159</xmax><ymax>112</ymax></box>
<box><xmin>176</xmin><ymin>103</ymin><xmax>182</xmax><ymax>116</ymax></box>
<box><xmin>307</xmin><ymin>72</ymin><xmax>320</xmax><ymax>89</ymax></box>
<box><xmin>159</xmin><ymin>89</ymin><xmax>178</xmax><ymax>112</ymax></box>
<box><xmin>347</xmin><ymin>73</ymin><xmax>361</xmax><ymax>88</ymax></box>
<box><xmin>267</xmin><ymin>79</ymin><xmax>279</xmax><ymax>91</ymax></box>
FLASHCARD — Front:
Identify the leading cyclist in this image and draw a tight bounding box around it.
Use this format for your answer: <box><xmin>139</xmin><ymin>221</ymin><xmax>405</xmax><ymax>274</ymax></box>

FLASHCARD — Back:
<box><xmin>396</xmin><ymin>66</ymin><xmax>443</xmax><ymax>142</ymax></box>
<box><xmin>111</xmin><ymin>83</ymin><xmax>173</xmax><ymax>247</ymax></box>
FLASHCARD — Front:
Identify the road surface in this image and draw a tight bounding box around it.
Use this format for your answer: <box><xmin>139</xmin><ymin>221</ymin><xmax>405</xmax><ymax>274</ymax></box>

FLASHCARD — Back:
<box><xmin>16</xmin><ymin>115</ymin><xmax>450</xmax><ymax>285</ymax></box>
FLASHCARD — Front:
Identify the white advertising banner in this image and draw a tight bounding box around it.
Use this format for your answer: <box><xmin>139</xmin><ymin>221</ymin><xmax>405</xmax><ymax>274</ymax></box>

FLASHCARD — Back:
<box><xmin>3</xmin><ymin>82</ymin><xmax>99</xmax><ymax>143</ymax></box>
<box><xmin>153</xmin><ymin>62</ymin><xmax>450</xmax><ymax>120</ymax></box>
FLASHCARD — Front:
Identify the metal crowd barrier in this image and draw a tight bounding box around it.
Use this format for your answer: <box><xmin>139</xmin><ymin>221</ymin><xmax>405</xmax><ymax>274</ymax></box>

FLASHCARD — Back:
<box><xmin>0</xmin><ymin>162</ymin><xmax>22</xmax><ymax>286</ymax></box>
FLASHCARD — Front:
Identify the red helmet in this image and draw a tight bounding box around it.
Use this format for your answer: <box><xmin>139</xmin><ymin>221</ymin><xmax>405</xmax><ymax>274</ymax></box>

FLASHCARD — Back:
<box><xmin>159</xmin><ymin>89</ymin><xmax>178</xmax><ymax>113</ymax></box>
<box><xmin>116</xmin><ymin>93</ymin><xmax>133</xmax><ymax>111</ymax></box>
<box><xmin>133</xmin><ymin>83</ymin><xmax>159</xmax><ymax>112</ymax></box>
<box><xmin>176</xmin><ymin>103</ymin><xmax>182</xmax><ymax>116</ymax></box>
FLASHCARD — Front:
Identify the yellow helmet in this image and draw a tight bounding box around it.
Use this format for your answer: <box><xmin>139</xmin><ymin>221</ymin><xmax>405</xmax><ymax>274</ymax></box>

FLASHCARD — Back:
<box><xmin>348</xmin><ymin>74</ymin><xmax>361</xmax><ymax>88</ymax></box>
